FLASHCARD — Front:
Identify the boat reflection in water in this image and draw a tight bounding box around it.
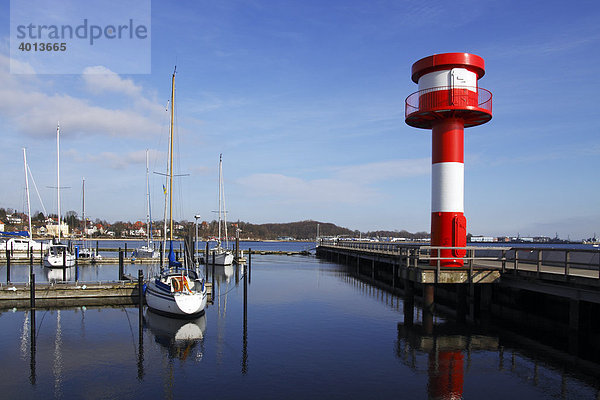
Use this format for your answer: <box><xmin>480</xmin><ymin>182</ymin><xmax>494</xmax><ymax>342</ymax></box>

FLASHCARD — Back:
<box><xmin>144</xmin><ymin>310</ymin><xmax>207</xmax><ymax>361</ymax></box>
<box><xmin>45</xmin><ymin>266</ymin><xmax>75</xmax><ymax>283</ymax></box>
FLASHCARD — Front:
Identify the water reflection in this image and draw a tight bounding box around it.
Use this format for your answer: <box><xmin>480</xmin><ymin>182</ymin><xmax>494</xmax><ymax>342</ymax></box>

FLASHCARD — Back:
<box><xmin>45</xmin><ymin>266</ymin><xmax>75</xmax><ymax>283</ymax></box>
<box><xmin>144</xmin><ymin>310</ymin><xmax>206</xmax><ymax>362</ymax></box>
<box><xmin>397</xmin><ymin>313</ymin><xmax>499</xmax><ymax>400</ymax></box>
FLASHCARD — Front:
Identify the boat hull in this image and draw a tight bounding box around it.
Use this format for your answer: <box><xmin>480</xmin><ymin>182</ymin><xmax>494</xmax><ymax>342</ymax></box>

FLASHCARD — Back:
<box><xmin>145</xmin><ymin>279</ymin><xmax>207</xmax><ymax>318</ymax></box>
<box><xmin>43</xmin><ymin>254</ymin><xmax>76</xmax><ymax>267</ymax></box>
<box><xmin>134</xmin><ymin>246</ymin><xmax>158</xmax><ymax>259</ymax></box>
<box><xmin>211</xmin><ymin>250</ymin><xmax>234</xmax><ymax>266</ymax></box>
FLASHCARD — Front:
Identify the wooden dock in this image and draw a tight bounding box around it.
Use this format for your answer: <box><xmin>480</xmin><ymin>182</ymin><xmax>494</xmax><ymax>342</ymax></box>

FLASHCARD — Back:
<box><xmin>0</xmin><ymin>280</ymin><xmax>213</xmax><ymax>309</ymax></box>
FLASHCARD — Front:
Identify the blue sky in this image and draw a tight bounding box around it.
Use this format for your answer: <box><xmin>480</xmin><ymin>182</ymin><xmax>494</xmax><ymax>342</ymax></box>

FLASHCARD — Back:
<box><xmin>1</xmin><ymin>0</ymin><xmax>599</xmax><ymax>240</ymax></box>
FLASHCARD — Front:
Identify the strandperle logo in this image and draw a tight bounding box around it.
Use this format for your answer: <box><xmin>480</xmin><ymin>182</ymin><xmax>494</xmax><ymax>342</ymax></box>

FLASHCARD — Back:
<box><xmin>15</xmin><ymin>18</ymin><xmax>148</xmax><ymax>45</ymax></box>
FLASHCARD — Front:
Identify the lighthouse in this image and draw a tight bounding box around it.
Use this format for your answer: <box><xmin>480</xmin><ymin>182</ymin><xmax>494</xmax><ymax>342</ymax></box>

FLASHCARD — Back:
<box><xmin>405</xmin><ymin>53</ymin><xmax>492</xmax><ymax>267</ymax></box>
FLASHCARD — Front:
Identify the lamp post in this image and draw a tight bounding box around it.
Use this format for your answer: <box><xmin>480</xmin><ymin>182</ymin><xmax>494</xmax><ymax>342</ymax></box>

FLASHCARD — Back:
<box><xmin>194</xmin><ymin>214</ymin><xmax>201</xmax><ymax>264</ymax></box>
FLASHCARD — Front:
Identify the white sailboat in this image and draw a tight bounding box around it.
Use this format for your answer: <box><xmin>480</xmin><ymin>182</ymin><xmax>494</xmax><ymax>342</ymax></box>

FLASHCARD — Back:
<box><xmin>5</xmin><ymin>148</ymin><xmax>49</xmax><ymax>253</ymax></box>
<box><xmin>44</xmin><ymin>123</ymin><xmax>75</xmax><ymax>268</ymax></box>
<box><xmin>211</xmin><ymin>154</ymin><xmax>234</xmax><ymax>266</ymax></box>
<box><xmin>134</xmin><ymin>149</ymin><xmax>158</xmax><ymax>259</ymax></box>
<box><xmin>145</xmin><ymin>68</ymin><xmax>207</xmax><ymax>318</ymax></box>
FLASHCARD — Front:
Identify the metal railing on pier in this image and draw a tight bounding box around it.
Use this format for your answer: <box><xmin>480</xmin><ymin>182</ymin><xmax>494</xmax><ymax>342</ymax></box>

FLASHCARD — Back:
<box><xmin>318</xmin><ymin>239</ymin><xmax>600</xmax><ymax>282</ymax></box>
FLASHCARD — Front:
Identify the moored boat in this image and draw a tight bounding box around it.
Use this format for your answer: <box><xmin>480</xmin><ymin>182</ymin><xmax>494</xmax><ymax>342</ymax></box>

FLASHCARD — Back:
<box><xmin>145</xmin><ymin>67</ymin><xmax>207</xmax><ymax>318</ymax></box>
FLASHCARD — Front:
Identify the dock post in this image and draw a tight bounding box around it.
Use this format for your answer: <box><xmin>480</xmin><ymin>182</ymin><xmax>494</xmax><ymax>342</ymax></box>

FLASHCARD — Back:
<box><xmin>403</xmin><ymin>281</ymin><xmax>414</xmax><ymax>326</ymax></box>
<box><xmin>242</xmin><ymin>255</ymin><xmax>249</xmax><ymax>374</ymax></box>
<box><xmin>62</xmin><ymin>264</ymin><xmax>66</xmax><ymax>281</ymax></box>
<box><xmin>40</xmin><ymin>244</ymin><xmax>43</xmax><ymax>264</ymax></box>
<box><xmin>249</xmin><ymin>248</ymin><xmax>252</xmax><ymax>284</ymax></box>
<box><xmin>30</xmin><ymin>272</ymin><xmax>35</xmax><ymax>309</ymax></box>
<box><xmin>96</xmin><ymin>241</ymin><xmax>99</xmax><ymax>255</ymax></box>
<box><xmin>423</xmin><ymin>284</ymin><xmax>435</xmax><ymax>313</ymax></box>
<box><xmin>371</xmin><ymin>258</ymin><xmax>375</xmax><ymax>281</ymax></box>
<box><xmin>63</xmin><ymin>248</ymin><xmax>66</xmax><ymax>268</ymax></box>
<box><xmin>160</xmin><ymin>242</ymin><xmax>163</xmax><ymax>269</ymax></box>
<box><xmin>236</xmin><ymin>234</ymin><xmax>239</xmax><ymax>263</ymax></box>
<box><xmin>124</xmin><ymin>243</ymin><xmax>127</xmax><ymax>258</ymax></box>
<box><xmin>212</xmin><ymin>251</ymin><xmax>215</xmax><ymax>290</ymax></box>
<box><xmin>119</xmin><ymin>248</ymin><xmax>124</xmax><ymax>280</ymax></box>
<box><xmin>138</xmin><ymin>269</ymin><xmax>144</xmax><ymax>309</ymax></box>
<box><xmin>29</xmin><ymin>252</ymin><xmax>33</xmax><ymax>283</ymax></box>
<box><xmin>6</xmin><ymin>250</ymin><xmax>10</xmax><ymax>283</ymax></box>
<box><xmin>205</xmin><ymin>242</ymin><xmax>209</xmax><ymax>265</ymax></box>
<box><xmin>244</xmin><ymin>253</ymin><xmax>248</xmax><ymax>321</ymax></box>
<box><xmin>137</xmin><ymin>269</ymin><xmax>144</xmax><ymax>380</ymax></box>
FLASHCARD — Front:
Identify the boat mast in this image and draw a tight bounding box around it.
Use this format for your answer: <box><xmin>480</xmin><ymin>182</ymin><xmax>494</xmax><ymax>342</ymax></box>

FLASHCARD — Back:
<box><xmin>222</xmin><ymin>155</ymin><xmax>229</xmax><ymax>249</ymax></box>
<box><xmin>56</xmin><ymin>123</ymin><xmax>61</xmax><ymax>242</ymax></box>
<box><xmin>82</xmin><ymin>177</ymin><xmax>85</xmax><ymax>244</ymax></box>
<box><xmin>145</xmin><ymin>149</ymin><xmax>151</xmax><ymax>248</ymax></box>
<box><xmin>23</xmin><ymin>148</ymin><xmax>32</xmax><ymax>238</ymax></box>
<box><xmin>218</xmin><ymin>154</ymin><xmax>222</xmax><ymax>246</ymax></box>
<box><xmin>169</xmin><ymin>67</ymin><xmax>175</xmax><ymax>242</ymax></box>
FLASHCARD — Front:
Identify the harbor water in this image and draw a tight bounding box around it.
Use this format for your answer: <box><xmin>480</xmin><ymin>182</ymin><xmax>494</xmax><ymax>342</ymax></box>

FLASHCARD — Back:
<box><xmin>1</xmin><ymin>242</ymin><xmax>599</xmax><ymax>399</ymax></box>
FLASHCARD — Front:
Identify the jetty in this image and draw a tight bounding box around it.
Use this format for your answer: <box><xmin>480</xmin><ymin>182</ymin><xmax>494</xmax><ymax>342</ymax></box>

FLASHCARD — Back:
<box><xmin>317</xmin><ymin>240</ymin><xmax>600</xmax><ymax>336</ymax></box>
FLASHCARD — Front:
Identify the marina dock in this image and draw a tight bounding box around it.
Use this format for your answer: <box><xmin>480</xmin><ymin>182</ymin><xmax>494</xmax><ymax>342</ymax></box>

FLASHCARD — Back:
<box><xmin>0</xmin><ymin>277</ymin><xmax>213</xmax><ymax>309</ymax></box>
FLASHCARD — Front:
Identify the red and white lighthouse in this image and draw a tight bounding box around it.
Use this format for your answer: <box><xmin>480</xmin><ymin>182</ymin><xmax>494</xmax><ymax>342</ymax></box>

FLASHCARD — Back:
<box><xmin>405</xmin><ymin>53</ymin><xmax>492</xmax><ymax>267</ymax></box>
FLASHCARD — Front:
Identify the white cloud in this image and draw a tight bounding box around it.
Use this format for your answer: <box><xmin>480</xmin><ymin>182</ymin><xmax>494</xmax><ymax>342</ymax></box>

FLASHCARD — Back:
<box><xmin>65</xmin><ymin>148</ymin><xmax>165</xmax><ymax>170</ymax></box>
<box><xmin>237</xmin><ymin>158</ymin><xmax>429</xmax><ymax>207</ymax></box>
<box><xmin>239</xmin><ymin>173</ymin><xmax>379</xmax><ymax>205</ymax></box>
<box><xmin>332</xmin><ymin>158</ymin><xmax>430</xmax><ymax>183</ymax></box>
<box><xmin>82</xmin><ymin>65</ymin><xmax>143</xmax><ymax>97</ymax></box>
<box><xmin>0</xmin><ymin>54</ymin><xmax>165</xmax><ymax>139</ymax></box>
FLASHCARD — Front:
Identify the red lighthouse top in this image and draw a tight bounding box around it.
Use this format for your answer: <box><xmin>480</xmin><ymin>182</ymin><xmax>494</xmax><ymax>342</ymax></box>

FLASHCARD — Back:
<box><xmin>411</xmin><ymin>53</ymin><xmax>486</xmax><ymax>83</ymax></box>
<box><xmin>405</xmin><ymin>52</ymin><xmax>492</xmax><ymax>129</ymax></box>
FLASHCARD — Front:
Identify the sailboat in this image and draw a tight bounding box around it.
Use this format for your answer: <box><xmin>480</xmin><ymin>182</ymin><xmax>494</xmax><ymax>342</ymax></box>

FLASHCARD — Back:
<box><xmin>133</xmin><ymin>149</ymin><xmax>158</xmax><ymax>259</ymax></box>
<box><xmin>210</xmin><ymin>154</ymin><xmax>234</xmax><ymax>266</ymax></box>
<box><xmin>145</xmin><ymin>68</ymin><xmax>207</xmax><ymax>318</ymax></box>
<box><xmin>1</xmin><ymin>149</ymin><xmax>49</xmax><ymax>253</ymax></box>
<box><xmin>44</xmin><ymin>124</ymin><xmax>75</xmax><ymax>268</ymax></box>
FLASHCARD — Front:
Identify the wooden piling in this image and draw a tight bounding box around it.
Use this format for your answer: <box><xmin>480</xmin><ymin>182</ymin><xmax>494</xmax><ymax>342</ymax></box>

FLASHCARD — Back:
<box><xmin>119</xmin><ymin>248</ymin><xmax>124</xmax><ymax>280</ymax></box>
<box><xmin>6</xmin><ymin>250</ymin><xmax>10</xmax><ymax>283</ymax></box>
<box><xmin>30</xmin><ymin>273</ymin><xmax>35</xmax><ymax>309</ymax></box>
<box><xmin>423</xmin><ymin>283</ymin><xmax>435</xmax><ymax>313</ymax></box>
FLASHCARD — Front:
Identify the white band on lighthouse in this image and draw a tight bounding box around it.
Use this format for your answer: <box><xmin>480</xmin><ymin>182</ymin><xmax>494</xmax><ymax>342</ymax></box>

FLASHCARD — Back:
<box><xmin>418</xmin><ymin>68</ymin><xmax>477</xmax><ymax>92</ymax></box>
<box><xmin>432</xmin><ymin>162</ymin><xmax>464</xmax><ymax>212</ymax></box>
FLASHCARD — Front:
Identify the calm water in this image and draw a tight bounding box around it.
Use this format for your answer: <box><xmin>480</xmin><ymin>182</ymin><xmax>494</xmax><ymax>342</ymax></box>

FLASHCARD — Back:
<box><xmin>1</xmin><ymin>245</ymin><xmax>600</xmax><ymax>399</ymax></box>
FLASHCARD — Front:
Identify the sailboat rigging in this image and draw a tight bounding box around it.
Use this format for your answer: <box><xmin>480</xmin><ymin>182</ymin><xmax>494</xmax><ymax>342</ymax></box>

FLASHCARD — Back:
<box><xmin>210</xmin><ymin>154</ymin><xmax>234</xmax><ymax>266</ymax></box>
<box><xmin>44</xmin><ymin>123</ymin><xmax>75</xmax><ymax>268</ymax></box>
<box><xmin>145</xmin><ymin>67</ymin><xmax>207</xmax><ymax>318</ymax></box>
<box><xmin>133</xmin><ymin>149</ymin><xmax>158</xmax><ymax>259</ymax></box>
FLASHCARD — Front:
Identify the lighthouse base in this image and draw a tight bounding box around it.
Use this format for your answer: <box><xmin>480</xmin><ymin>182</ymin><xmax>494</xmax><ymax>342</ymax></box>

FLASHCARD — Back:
<box><xmin>430</xmin><ymin>212</ymin><xmax>466</xmax><ymax>267</ymax></box>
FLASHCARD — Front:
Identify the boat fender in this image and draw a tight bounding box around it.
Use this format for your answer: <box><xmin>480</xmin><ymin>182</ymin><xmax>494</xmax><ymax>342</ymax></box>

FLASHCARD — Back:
<box><xmin>183</xmin><ymin>278</ymin><xmax>192</xmax><ymax>293</ymax></box>
<box><xmin>142</xmin><ymin>283</ymin><xmax>147</xmax><ymax>294</ymax></box>
<box><xmin>172</xmin><ymin>278</ymin><xmax>181</xmax><ymax>292</ymax></box>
